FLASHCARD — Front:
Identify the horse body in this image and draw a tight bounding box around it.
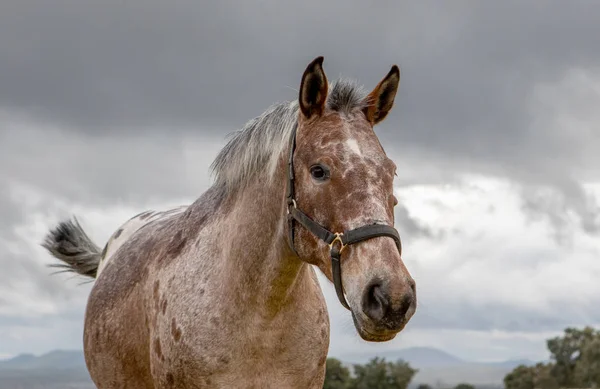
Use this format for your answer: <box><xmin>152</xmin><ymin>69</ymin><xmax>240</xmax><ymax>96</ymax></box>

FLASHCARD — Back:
<box><xmin>82</xmin><ymin>181</ymin><xmax>328</xmax><ymax>388</ymax></box>
<box><xmin>43</xmin><ymin>57</ymin><xmax>415</xmax><ymax>388</ymax></box>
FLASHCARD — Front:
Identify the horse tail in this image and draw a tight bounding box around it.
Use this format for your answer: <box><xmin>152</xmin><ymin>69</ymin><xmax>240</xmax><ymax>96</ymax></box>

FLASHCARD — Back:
<box><xmin>41</xmin><ymin>217</ymin><xmax>103</xmax><ymax>279</ymax></box>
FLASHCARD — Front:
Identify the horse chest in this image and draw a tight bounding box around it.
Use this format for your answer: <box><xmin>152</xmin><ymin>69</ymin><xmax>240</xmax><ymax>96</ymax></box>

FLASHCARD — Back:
<box><xmin>153</xmin><ymin>291</ymin><xmax>329</xmax><ymax>388</ymax></box>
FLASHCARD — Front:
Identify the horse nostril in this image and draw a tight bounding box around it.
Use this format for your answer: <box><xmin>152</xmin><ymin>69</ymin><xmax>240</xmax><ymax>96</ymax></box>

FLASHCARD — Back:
<box><xmin>362</xmin><ymin>280</ymin><xmax>415</xmax><ymax>327</ymax></box>
<box><xmin>362</xmin><ymin>283</ymin><xmax>389</xmax><ymax>321</ymax></box>
<box><xmin>409</xmin><ymin>279</ymin><xmax>416</xmax><ymax>294</ymax></box>
<box><xmin>398</xmin><ymin>292</ymin><xmax>413</xmax><ymax>317</ymax></box>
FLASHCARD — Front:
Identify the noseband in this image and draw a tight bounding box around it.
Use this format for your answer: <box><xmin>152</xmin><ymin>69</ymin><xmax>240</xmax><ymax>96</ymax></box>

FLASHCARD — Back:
<box><xmin>286</xmin><ymin>122</ymin><xmax>402</xmax><ymax>311</ymax></box>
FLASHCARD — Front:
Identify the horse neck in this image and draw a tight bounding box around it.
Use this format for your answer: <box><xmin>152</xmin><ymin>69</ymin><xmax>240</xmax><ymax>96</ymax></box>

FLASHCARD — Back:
<box><xmin>214</xmin><ymin>164</ymin><xmax>309</xmax><ymax>317</ymax></box>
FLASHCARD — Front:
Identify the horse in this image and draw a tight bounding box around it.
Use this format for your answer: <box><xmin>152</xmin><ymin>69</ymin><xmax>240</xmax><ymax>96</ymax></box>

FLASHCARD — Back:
<box><xmin>42</xmin><ymin>56</ymin><xmax>417</xmax><ymax>388</ymax></box>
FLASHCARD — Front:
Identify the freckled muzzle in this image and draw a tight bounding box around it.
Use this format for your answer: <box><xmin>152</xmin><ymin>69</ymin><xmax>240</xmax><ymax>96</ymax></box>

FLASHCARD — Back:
<box><xmin>358</xmin><ymin>277</ymin><xmax>416</xmax><ymax>338</ymax></box>
<box><xmin>285</xmin><ymin>122</ymin><xmax>404</xmax><ymax>311</ymax></box>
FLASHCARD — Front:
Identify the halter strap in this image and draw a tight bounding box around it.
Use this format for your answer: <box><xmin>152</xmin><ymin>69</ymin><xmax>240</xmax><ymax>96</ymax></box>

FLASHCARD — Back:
<box><xmin>285</xmin><ymin>122</ymin><xmax>402</xmax><ymax>310</ymax></box>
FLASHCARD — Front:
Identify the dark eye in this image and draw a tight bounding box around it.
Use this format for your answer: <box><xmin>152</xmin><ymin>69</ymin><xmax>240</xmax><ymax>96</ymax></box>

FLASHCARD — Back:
<box><xmin>310</xmin><ymin>164</ymin><xmax>330</xmax><ymax>181</ymax></box>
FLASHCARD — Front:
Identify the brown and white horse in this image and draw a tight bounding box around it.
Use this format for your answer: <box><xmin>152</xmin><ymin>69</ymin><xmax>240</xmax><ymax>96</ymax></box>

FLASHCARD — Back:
<box><xmin>43</xmin><ymin>57</ymin><xmax>416</xmax><ymax>388</ymax></box>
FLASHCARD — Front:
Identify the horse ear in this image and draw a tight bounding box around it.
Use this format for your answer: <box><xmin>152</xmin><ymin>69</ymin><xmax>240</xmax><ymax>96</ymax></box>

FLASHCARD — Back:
<box><xmin>363</xmin><ymin>65</ymin><xmax>400</xmax><ymax>125</ymax></box>
<box><xmin>299</xmin><ymin>56</ymin><xmax>328</xmax><ymax>119</ymax></box>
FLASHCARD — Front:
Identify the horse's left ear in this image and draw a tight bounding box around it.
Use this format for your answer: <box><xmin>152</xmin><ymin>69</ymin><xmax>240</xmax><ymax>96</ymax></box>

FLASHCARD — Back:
<box><xmin>363</xmin><ymin>65</ymin><xmax>400</xmax><ymax>125</ymax></box>
<box><xmin>299</xmin><ymin>56</ymin><xmax>328</xmax><ymax>119</ymax></box>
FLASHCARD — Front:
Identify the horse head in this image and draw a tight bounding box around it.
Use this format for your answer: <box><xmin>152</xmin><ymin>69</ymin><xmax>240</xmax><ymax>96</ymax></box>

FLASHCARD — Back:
<box><xmin>287</xmin><ymin>57</ymin><xmax>416</xmax><ymax>342</ymax></box>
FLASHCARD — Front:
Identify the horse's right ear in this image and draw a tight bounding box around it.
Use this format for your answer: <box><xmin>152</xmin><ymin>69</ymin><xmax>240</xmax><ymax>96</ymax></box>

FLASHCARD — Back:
<box><xmin>299</xmin><ymin>56</ymin><xmax>328</xmax><ymax>119</ymax></box>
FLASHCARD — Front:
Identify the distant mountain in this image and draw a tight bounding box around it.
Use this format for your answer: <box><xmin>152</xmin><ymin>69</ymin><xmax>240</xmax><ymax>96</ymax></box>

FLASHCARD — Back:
<box><xmin>377</xmin><ymin>346</ymin><xmax>466</xmax><ymax>368</ymax></box>
<box><xmin>482</xmin><ymin>358</ymin><xmax>538</xmax><ymax>368</ymax></box>
<box><xmin>0</xmin><ymin>350</ymin><xmax>86</xmax><ymax>370</ymax></box>
<box><xmin>0</xmin><ymin>350</ymin><xmax>93</xmax><ymax>389</ymax></box>
<box><xmin>0</xmin><ymin>353</ymin><xmax>37</xmax><ymax>368</ymax></box>
<box><xmin>340</xmin><ymin>346</ymin><xmax>534</xmax><ymax>368</ymax></box>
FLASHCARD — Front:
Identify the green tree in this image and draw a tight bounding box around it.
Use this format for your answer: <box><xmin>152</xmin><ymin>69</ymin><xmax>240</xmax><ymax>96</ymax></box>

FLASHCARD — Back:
<box><xmin>532</xmin><ymin>362</ymin><xmax>559</xmax><ymax>389</ymax></box>
<box><xmin>351</xmin><ymin>357</ymin><xmax>388</xmax><ymax>389</ymax></box>
<box><xmin>388</xmin><ymin>359</ymin><xmax>418</xmax><ymax>389</ymax></box>
<box><xmin>350</xmin><ymin>357</ymin><xmax>417</xmax><ymax>389</ymax></box>
<box><xmin>504</xmin><ymin>326</ymin><xmax>600</xmax><ymax>389</ymax></box>
<box><xmin>323</xmin><ymin>358</ymin><xmax>352</xmax><ymax>389</ymax></box>
<box><xmin>546</xmin><ymin>326</ymin><xmax>598</xmax><ymax>387</ymax></box>
<box><xmin>504</xmin><ymin>364</ymin><xmax>535</xmax><ymax>389</ymax></box>
<box><xmin>454</xmin><ymin>384</ymin><xmax>475</xmax><ymax>389</ymax></box>
<box><xmin>573</xmin><ymin>336</ymin><xmax>600</xmax><ymax>388</ymax></box>
<box><xmin>504</xmin><ymin>362</ymin><xmax>560</xmax><ymax>389</ymax></box>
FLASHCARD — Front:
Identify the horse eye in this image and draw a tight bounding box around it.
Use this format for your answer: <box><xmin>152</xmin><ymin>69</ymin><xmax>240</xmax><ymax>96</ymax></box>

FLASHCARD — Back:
<box><xmin>310</xmin><ymin>165</ymin><xmax>330</xmax><ymax>181</ymax></box>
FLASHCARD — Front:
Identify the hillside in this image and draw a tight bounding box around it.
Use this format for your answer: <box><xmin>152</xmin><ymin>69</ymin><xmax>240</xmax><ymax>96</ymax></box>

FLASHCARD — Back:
<box><xmin>0</xmin><ymin>351</ymin><xmax>93</xmax><ymax>389</ymax></box>
<box><xmin>0</xmin><ymin>350</ymin><xmax>86</xmax><ymax>370</ymax></box>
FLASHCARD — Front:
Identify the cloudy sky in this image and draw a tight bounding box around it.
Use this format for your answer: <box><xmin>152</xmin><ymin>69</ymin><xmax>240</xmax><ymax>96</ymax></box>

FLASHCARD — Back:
<box><xmin>2</xmin><ymin>0</ymin><xmax>600</xmax><ymax>363</ymax></box>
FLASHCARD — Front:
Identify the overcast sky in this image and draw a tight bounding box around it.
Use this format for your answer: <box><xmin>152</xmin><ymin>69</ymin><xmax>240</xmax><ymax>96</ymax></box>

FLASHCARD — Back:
<box><xmin>2</xmin><ymin>0</ymin><xmax>600</xmax><ymax>363</ymax></box>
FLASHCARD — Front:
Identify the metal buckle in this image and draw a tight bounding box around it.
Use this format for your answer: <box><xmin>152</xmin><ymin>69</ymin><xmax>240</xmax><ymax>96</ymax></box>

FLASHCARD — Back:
<box><xmin>286</xmin><ymin>199</ymin><xmax>297</xmax><ymax>214</ymax></box>
<box><xmin>329</xmin><ymin>233</ymin><xmax>346</xmax><ymax>253</ymax></box>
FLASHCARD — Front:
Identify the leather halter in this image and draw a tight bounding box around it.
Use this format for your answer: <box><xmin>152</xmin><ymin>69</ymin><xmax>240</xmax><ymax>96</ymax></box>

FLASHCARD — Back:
<box><xmin>286</xmin><ymin>122</ymin><xmax>402</xmax><ymax>310</ymax></box>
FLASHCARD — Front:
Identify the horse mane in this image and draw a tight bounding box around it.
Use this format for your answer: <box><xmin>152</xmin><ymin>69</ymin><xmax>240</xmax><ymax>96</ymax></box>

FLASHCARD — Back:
<box><xmin>210</xmin><ymin>78</ymin><xmax>369</xmax><ymax>195</ymax></box>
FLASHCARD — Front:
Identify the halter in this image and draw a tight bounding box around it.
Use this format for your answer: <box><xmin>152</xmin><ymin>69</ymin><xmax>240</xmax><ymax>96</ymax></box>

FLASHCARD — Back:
<box><xmin>286</xmin><ymin>122</ymin><xmax>402</xmax><ymax>310</ymax></box>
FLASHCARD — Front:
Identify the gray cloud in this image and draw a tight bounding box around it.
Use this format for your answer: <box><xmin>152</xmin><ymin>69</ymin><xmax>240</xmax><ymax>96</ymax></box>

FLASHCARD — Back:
<box><xmin>5</xmin><ymin>0</ymin><xmax>598</xmax><ymax>233</ymax></box>
<box><xmin>3</xmin><ymin>1</ymin><xmax>600</xmax><ymax>185</ymax></box>
<box><xmin>519</xmin><ymin>178</ymin><xmax>600</xmax><ymax>245</ymax></box>
<box><xmin>394</xmin><ymin>202</ymin><xmax>439</xmax><ymax>240</ymax></box>
<box><xmin>0</xmin><ymin>122</ymin><xmax>222</xmax><ymax>206</ymax></box>
<box><xmin>0</xmin><ymin>183</ymin><xmax>24</xmax><ymax>234</ymax></box>
<box><xmin>409</xmin><ymin>301</ymin><xmax>599</xmax><ymax>333</ymax></box>
<box><xmin>0</xmin><ymin>1</ymin><xmax>598</xmax><ymax>141</ymax></box>
<box><xmin>0</xmin><ymin>188</ymin><xmax>80</xmax><ymax>302</ymax></box>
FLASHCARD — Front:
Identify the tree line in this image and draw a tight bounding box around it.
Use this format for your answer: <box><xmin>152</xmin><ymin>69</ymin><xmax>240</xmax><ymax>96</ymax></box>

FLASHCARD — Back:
<box><xmin>323</xmin><ymin>356</ymin><xmax>475</xmax><ymax>389</ymax></box>
<box><xmin>324</xmin><ymin>325</ymin><xmax>600</xmax><ymax>389</ymax></box>
<box><xmin>504</xmin><ymin>326</ymin><xmax>600</xmax><ymax>389</ymax></box>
